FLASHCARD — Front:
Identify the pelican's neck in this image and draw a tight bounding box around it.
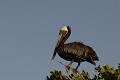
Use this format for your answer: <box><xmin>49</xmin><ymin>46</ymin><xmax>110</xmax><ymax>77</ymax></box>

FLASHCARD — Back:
<box><xmin>59</xmin><ymin>26</ymin><xmax>71</xmax><ymax>46</ymax></box>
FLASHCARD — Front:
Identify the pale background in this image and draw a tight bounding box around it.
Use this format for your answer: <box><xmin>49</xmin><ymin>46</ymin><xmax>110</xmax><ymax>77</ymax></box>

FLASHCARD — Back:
<box><xmin>0</xmin><ymin>0</ymin><xmax>120</xmax><ymax>80</ymax></box>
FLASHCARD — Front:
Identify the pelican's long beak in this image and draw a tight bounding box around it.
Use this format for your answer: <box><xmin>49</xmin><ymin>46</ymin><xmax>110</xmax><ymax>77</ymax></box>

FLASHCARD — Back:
<box><xmin>51</xmin><ymin>48</ymin><xmax>57</xmax><ymax>62</ymax></box>
<box><xmin>51</xmin><ymin>30</ymin><xmax>66</xmax><ymax>62</ymax></box>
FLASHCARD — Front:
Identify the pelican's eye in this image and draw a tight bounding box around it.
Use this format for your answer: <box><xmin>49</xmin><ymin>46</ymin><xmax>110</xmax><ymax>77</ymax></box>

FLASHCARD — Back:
<box><xmin>62</xmin><ymin>30</ymin><xmax>68</xmax><ymax>36</ymax></box>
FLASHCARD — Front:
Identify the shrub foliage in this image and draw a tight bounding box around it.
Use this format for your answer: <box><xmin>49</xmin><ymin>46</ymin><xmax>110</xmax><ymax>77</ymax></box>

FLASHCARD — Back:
<box><xmin>46</xmin><ymin>63</ymin><xmax>120</xmax><ymax>80</ymax></box>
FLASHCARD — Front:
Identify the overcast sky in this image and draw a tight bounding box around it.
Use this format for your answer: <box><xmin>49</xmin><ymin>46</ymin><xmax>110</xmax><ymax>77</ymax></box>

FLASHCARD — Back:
<box><xmin>0</xmin><ymin>0</ymin><xmax>120</xmax><ymax>80</ymax></box>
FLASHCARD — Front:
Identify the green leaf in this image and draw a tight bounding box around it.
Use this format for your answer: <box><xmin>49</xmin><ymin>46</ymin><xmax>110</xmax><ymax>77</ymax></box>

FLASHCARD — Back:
<box><xmin>46</xmin><ymin>63</ymin><xmax>120</xmax><ymax>80</ymax></box>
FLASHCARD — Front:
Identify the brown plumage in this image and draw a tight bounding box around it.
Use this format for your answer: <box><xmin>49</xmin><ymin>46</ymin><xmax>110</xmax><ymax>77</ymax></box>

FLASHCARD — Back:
<box><xmin>57</xmin><ymin>42</ymin><xmax>99</xmax><ymax>65</ymax></box>
<box><xmin>52</xmin><ymin>26</ymin><xmax>99</xmax><ymax>72</ymax></box>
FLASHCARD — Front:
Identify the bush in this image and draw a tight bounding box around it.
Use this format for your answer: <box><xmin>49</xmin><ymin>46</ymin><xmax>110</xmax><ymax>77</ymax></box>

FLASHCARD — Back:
<box><xmin>46</xmin><ymin>63</ymin><xmax>120</xmax><ymax>80</ymax></box>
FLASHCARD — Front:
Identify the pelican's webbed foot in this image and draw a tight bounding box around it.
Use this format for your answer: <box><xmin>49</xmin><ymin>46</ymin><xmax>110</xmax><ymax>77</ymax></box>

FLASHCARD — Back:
<box><xmin>72</xmin><ymin>68</ymin><xmax>78</xmax><ymax>75</ymax></box>
<box><xmin>66</xmin><ymin>65</ymin><xmax>72</xmax><ymax>73</ymax></box>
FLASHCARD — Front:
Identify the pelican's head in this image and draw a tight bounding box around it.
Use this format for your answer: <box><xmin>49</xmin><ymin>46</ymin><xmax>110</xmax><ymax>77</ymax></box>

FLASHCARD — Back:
<box><xmin>52</xmin><ymin>26</ymin><xmax>71</xmax><ymax>61</ymax></box>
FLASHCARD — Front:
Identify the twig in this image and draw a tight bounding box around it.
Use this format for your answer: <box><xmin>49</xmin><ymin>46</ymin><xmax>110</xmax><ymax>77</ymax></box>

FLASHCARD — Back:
<box><xmin>58</xmin><ymin>61</ymin><xmax>81</xmax><ymax>75</ymax></box>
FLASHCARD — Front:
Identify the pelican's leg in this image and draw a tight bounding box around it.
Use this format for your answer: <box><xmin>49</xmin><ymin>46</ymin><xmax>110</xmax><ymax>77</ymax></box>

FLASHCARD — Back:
<box><xmin>73</xmin><ymin>62</ymin><xmax>80</xmax><ymax>74</ymax></box>
<box><xmin>66</xmin><ymin>59</ymin><xmax>74</xmax><ymax>73</ymax></box>
<box><xmin>76</xmin><ymin>62</ymin><xmax>80</xmax><ymax>70</ymax></box>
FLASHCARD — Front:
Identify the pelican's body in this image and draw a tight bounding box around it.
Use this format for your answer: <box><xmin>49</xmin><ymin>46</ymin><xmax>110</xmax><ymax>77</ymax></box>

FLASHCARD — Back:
<box><xmin>52</xmin><ymin>26</ymin><xmax>99</xmax><ymax>72</ymax></box>
<box><xmin>57</xmin><ymin>42</ymin><xmax>98</xmax><ymax>65</ymax></box>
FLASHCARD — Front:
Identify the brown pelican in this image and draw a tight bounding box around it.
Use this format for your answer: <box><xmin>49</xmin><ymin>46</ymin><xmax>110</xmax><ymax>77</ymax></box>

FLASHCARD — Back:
<box><xmin>52</xmin><ymin>26</ymin><xmax>99</xmax><ymax>72</ymax></box>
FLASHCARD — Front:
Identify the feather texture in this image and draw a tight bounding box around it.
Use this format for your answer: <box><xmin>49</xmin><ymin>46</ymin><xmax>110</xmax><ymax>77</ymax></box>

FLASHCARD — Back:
<box><xmin>57</xmin><ymin>42</ymin><xmax>99</xmax><ymax>65</ymax></box>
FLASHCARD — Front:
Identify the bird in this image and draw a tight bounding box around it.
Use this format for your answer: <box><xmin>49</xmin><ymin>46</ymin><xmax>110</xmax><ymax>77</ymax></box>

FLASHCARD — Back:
<box><xmin>51</xmin><ymin>26</ymin><xmax>99</xmax><ymax>73</ymax></box>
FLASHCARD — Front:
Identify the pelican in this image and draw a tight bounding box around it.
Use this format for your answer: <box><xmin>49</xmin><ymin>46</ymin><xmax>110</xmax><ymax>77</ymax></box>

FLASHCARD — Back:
<box><xmin>52</xmin><ymin>26</ymin><xmax>99</xmax><ymax>72</ymax></box>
